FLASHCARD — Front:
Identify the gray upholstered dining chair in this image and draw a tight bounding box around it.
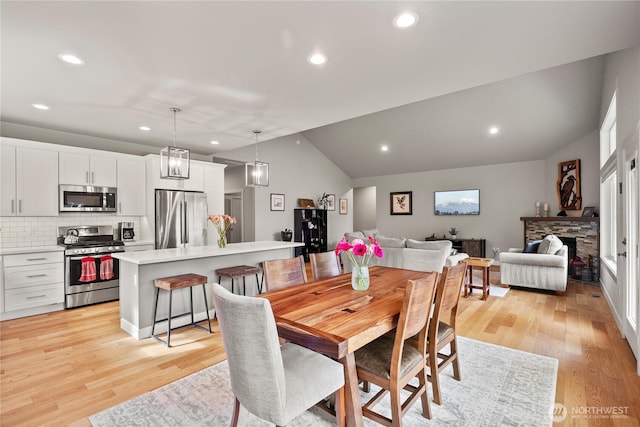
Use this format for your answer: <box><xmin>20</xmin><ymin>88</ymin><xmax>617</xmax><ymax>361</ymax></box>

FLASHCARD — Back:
<box><xmin>354</xmin><ymin>273</ymin><xmax>438</xmax><ymax>426</ymax></box>
<box><xmin>262</xmin><ymin>255</ymin><xmax>308</xmax><ymax>292</ymax></box>
<box><xmin>309</xmin><ymin>251</ymin><xmax>342</xmax><ymax>281</ymax></box>
<box><xmin>211</xmin><ymin>284</ymin><xmax>345</xmax><ymax>427</ymax></box>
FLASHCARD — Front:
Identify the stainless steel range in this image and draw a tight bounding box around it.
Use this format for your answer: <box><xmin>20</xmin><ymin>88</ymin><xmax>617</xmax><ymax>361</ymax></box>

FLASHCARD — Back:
<box><xmin>58</xmin><ymin>225</ymin><xmax>124</xmax><ymax>308</ymax></box>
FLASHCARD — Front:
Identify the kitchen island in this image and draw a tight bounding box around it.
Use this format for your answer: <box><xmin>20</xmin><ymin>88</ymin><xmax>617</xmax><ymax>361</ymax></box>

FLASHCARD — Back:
<box><xmin>113</xmin><ymin>241</ymin><xmax>303</xmax><ymax>339</ymax></box>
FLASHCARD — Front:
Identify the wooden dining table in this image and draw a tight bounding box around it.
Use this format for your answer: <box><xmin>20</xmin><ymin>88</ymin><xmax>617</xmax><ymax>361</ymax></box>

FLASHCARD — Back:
<box><xmin>261</xmin><ymin>265</ymin><xmax>437</xmax><ymax>427</ymax></box>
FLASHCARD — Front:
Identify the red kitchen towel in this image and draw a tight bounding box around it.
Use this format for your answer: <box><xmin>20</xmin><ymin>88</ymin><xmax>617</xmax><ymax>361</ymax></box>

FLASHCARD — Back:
<box><xmin>79</xmin><ymin>257</ymin><xmax>97</xmax><ymax>282</ymax></box>
<box><xmin>100</xmin><ymin>255</ymin><xmax>114</xmax><ymax>280</ymax></box>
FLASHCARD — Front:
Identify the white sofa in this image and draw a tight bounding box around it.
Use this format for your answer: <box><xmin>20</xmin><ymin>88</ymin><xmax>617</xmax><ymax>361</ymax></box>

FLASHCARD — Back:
<box><xmin>341</xmin><ymin>231</ymin><xmax>464</xmax><ymax>274</ymax></box>
<box><xmin>499</xmin><ymin>234</ymin><xmax>568</xmax><ymax>293</ymax></box>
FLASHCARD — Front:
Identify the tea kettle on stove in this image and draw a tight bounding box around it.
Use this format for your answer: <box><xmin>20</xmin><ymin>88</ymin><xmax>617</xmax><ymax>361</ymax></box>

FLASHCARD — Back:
<box><xmin>64</xmin><ymin>228</ymin><xmax>79</xmax><ymax>244</ymax></box>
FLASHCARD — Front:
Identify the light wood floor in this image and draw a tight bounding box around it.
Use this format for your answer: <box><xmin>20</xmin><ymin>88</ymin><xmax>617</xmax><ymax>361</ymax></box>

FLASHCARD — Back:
<box><xmin>1</xmin><ymin>271</ymin><xmax>639</xmax><ymax>426</ymax></box>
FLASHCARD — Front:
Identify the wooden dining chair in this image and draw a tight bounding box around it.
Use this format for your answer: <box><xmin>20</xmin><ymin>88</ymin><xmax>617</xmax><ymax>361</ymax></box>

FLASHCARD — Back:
<box><xmin>427</xmin><ymin>262</ymin><xmax>466</xmax><ymax>405</ymax></box>
<box><xmin>309</xmin><ymin>251</ymin><xmax>342</xmax><ymax>281</ymax></box>
<box><xmin>354</xmin><ymin>272</ymin><xmax>438</xmax><ymax>426</ymax></box>
<box><xmin>262</xmin><ymin>255</ymin><xmax>308</xmax><ymax>292</ymax></box>
<box><xmin>211</xmin><ymin>284</ymin><xmax>346</xmax><ymax>426</ymax></box>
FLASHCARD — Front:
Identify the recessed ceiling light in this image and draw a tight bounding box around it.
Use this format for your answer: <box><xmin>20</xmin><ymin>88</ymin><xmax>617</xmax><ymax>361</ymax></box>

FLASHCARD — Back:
<box><xmin>308</xmin><ymin>53</ymin><xmax>328</xmax><ymax>65</ymax></box>
<box><xmin>489</xmin><ymin>126</ymin><xmax>499</xmax><ymax>135</ymax></box>
<box><xmin>31</xmin><ymin>103</ymin><xmax>50</xmax><ymax>110</ymax></box>
<box><xmin>139</xmin><ymin>126</ymin><xmax>151</xmax><ymax>131</ymax></box>
<box><xmin>210</xmin><ymin>140</ymin><xmax>220</xmax><ymax>145</ymax></box>
<box><xmin>393</xmin><ymin>12</ymin><xmax>419</xmax><ymax>28</ymax></box>
<box><xmin>58</xmin><ymin>53</ymin><xmax>84</xmax><ymax>65</ymax></box>
<box><xmin>381</xmin><ymin>145</ymin><xmax>389</xmax><ymax>152</ymax></box>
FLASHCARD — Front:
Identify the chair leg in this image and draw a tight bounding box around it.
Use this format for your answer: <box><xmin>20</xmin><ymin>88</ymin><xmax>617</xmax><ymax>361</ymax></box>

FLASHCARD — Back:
<box><xmin>151</xmin><ymin>287</ymin><xmax>160</xmax><ymax>337</ymax></box>
<box><xmin>230</xmin><ymin>397</ymin><xmax>241</xmax><ymax>427</ymax></box>
<box><xmin>335</xmin><ymin>386</ymin><xmax>346</xmax><ymax>427</ymax></box>
<box><xmin>389</xmin><ymin>381</ymin><xmax>402</xmax><ymax>427</ymax></box>
<box><xmin>255</xmin><ymin>273</ymin><xmax>261</xmax><ymax>294</ymax></box>
<box><xmin>166</xmin><ymin>290</ymin><xmax>173</xmax><ymax>347</ymax></box>
<box><xmin>451</xmin><ymin>339</ymin><xmax>461</xmax><ymax>381</ymax></box>
<box><xmin>418</xmin><ymin>369</ymin><xmax>432</xmax><ymax>419</ymax></box>
<box><xmin>429</xmin><ymin>349</ymin><xmax>442</xmax><ymax>405</ymax></box>
<box><xmin>201</xmin><ymin>284</ymin><xmax>211</xmax><ymax>333</ymax></box>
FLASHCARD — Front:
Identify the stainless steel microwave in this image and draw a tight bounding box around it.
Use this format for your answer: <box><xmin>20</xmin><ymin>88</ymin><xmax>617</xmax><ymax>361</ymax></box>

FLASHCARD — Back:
<box><xmin>59</xmin><ymin>185</ymin><xmax>117</xmax><ymax>212</ymax></box>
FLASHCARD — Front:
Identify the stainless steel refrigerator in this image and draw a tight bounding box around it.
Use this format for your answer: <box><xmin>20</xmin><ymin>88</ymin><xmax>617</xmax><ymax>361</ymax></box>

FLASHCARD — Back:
<box><xmin>155</xmin><ymin>189</ymin><xmax>209</xmax><ymax>249</ymax></box>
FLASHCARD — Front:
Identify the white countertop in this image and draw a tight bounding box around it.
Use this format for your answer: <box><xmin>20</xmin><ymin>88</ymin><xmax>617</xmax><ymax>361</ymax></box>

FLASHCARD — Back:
<box><xmin>112</xmin><ymin>241</ymin><xmax>304</xmax><ymax>265</ymax></box>
<box><xmin>0</xmin><ymin>245</ymin><xmax>65</xmax><ymax>256</ymax></box>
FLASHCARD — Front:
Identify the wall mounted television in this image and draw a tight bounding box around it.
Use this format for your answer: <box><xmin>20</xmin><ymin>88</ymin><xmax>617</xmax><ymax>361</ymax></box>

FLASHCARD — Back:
<box><xmin>434</xmin><ymin>189</ymin><xmax>480</xmax><ymax>216</ymax></box>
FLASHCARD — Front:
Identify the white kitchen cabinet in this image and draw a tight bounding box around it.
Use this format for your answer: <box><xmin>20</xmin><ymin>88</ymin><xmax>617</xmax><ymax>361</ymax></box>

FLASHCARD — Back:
<box><xmin>117</xmin><ymin>158</ymin><xmax>146</xmax><ymax>215</ymax></box>
<box><xmin>2</xmin><ymin>251</ymin><xmax>64</xmax><ymax>314</ymax></box>
<box><xmin>0</xmin><ymin>144</ymin><xmax>59</xmax><ymax>216</ymax></box>
<box><xmin>59</xmin><ymin>152</ymin><xmax>117</xmax><ymax>187</ymax></box>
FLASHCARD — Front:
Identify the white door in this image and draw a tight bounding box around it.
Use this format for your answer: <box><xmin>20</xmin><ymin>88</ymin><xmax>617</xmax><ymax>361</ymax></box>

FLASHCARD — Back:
<box><xmin>621</xmin><ymin>129</ymin><xmax>639</xmax><ymax>374</ymax></box>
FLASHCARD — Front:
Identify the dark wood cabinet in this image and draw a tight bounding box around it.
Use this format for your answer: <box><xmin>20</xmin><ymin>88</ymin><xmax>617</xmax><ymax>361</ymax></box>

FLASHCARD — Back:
<box><xmin>426</xmin><ymin>237</ymin><xmax>486</xmax><ymax>258</ymax></box>
<box><xmin>294</xmin><ymin>209</ymin><xmax>327</xmax><ymax>261</ymax></box>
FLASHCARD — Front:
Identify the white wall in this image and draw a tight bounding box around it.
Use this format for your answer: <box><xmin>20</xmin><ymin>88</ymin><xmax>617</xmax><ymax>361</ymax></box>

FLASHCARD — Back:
<box><xmin>352</xmin><ymin>160</ymin><xmax>546</xmax><ymax>253</ymax></box>
<box><xmin>354</xmin><ymin>186</ymin><xmax>376</xmax><ymax>231</ymax></box>
<box><xmin>220</xmin><ymin>133</ymin><xmax>353</xmax><ymax>248</ymax></box>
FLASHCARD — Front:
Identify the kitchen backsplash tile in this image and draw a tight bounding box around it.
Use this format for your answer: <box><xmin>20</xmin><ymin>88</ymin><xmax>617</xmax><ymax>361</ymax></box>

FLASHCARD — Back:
<box><xmin>0</xmin><ymin>214</ymin><xmax>141</xmax><ymax>248</ymax></box>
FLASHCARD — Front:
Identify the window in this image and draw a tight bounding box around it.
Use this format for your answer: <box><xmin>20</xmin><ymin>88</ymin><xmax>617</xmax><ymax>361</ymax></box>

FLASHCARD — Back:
<box><xmin>600</xmin><ymin>92</ymin><xmax>617</xmax><ymax>166</ymax></box>
<box><xmin>600</xmin><ymin>170</ymin><xmax>617</xmax><ymax>271</ymax></box>
<box><xmin>600</xmin><ymin>92</ymin><xmax>617</xmax><ymax>273</ymax></box>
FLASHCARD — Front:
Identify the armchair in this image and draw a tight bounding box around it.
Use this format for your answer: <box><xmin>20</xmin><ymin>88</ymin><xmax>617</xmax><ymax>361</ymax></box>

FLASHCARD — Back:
<box><xmin>499</xmin><ymin>245</ymin><xmax>568</xmax><ymax>293</ymax></box>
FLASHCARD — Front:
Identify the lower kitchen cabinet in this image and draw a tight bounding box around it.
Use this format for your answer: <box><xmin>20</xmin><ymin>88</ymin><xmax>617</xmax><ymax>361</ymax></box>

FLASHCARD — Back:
<box><xmin>1</xmin><ymin>251</ymin><xmax>64</xmax><ymax>319</ymax></box>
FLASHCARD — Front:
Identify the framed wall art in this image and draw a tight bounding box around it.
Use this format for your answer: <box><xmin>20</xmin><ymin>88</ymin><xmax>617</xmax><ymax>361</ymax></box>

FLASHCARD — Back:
<box><xmin>270</xmin><ymin>193</ymin><xmax>285</xmax><ymax>211</ymax></box>
<box><xmin>390</xmin><ymin>191</ymin><xmax>412</xmax><ymax>215</ymax></box>
<box><xmin>434</xmin><ymin>189</ymin><xmax>480</xmax><ymax>216</ymax></box>
<box><xmin>339</xmin><ymin>198</ymin><xmax>348</xmax><ymax>215</ymax></box>
<box><xmin>557</xmin><ymin>159</ymin><xmax>582</xmax><ymax>210</ymax></box>
<box><xmin>326</xmin><ymin>194</ymin><xmax>336</xmax><ymax>211</ymax></box>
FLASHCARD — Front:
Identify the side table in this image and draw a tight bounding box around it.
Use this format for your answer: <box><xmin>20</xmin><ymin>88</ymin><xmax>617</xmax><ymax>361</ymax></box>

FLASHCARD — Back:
<box><xmin>464</xmin><ymin>257</ymin><xmax>494</xmax><ymax>300</ymax></box>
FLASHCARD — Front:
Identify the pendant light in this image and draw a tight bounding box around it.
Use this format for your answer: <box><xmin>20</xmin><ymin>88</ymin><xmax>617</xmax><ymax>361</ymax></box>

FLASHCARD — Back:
<box><xmin>160</xmin><ymin>107</ymin><xmax>190</xmax><ymax>179</ymax></box>
<box><xmin>245</xmin><ymin>130</ymin><xmax>269</xmax><ymax>187</ymax></box>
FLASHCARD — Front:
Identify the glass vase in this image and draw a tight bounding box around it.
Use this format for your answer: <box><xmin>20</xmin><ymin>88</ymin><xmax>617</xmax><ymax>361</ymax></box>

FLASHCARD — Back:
<box><xmin>351</xmin><ymin>265</ymin><xmax>370</xmax><ymax>291</ymax></box>
<box><xmin>217</xmin><ymin>234</ymin><xmax>227</xmax><ymax>248</ymax></box>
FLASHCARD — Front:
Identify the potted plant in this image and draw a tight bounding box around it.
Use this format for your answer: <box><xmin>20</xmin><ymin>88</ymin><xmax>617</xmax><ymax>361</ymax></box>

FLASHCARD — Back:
<box><xmin>281</xmin><ymin>228</ymin><xmax>293</xmax><ymax>241</ymax></box>
<box><xmin>317</xmin><ymin>193</ymin><xmax>330</xmax><ymax>210</ymax></box>
<box><xmin>449</xmin><ymin>227</ymin><xmax>458</xmax><ymax>238</ymax></box>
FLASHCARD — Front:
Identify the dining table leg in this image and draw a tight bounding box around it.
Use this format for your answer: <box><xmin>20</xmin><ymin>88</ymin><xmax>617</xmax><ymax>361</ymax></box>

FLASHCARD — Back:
<box><xmin>339</xmin><ymin>352</ymin><xmax>364</xmax><ymax>427</ymax></box>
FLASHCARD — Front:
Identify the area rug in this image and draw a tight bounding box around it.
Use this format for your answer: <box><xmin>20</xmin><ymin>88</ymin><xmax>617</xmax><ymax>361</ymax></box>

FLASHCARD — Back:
<box><xmin>90</xmin><ymin>337</ymin><xmax>557</xmax><ymax>427</ymax></box>
<box><xmin>466</xmin><ymin>269</ymin><xmax>510</xmax><ymax>298</ymax></box>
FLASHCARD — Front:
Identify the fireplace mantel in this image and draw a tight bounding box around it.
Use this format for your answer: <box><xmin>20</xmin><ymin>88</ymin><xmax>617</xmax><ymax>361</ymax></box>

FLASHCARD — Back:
<box><xmin>520</xmin><ymin>216</ymin><xmax>599</xmax><ymax>223</ymax></box>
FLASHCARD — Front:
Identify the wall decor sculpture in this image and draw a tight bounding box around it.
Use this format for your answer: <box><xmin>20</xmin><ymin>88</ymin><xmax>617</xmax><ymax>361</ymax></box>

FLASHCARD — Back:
<box><xmin>557</xmin><ymin>159</ymin><xmax>582</xmax><ymax>210</ymax></box>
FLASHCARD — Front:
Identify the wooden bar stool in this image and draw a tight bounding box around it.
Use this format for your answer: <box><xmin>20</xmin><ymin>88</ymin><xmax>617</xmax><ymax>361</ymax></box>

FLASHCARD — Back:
<box><xmin>151</xmin><ymin>273</ymin><xmax>211</xmax><ymax>347</ymax></box>
<box><xmin>215</xmin><ymin>265</ymin><xmax>262</xmax><ymax>295</ymax></box>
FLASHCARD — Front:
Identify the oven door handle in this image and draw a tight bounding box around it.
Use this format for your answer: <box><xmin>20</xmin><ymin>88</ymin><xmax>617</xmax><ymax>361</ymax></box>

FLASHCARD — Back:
<box><xmin>68</xmin><ymin>255</ymin><xmax>101</xmax><ymax>261</ymax></box>
<box><xmin>68</xmin><ymin>253</ymin><xmax>123</xmax><ymax>261</ymax></box>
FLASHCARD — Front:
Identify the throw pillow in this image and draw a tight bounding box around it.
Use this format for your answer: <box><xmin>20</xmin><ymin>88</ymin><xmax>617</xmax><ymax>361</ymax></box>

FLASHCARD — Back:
<box><xmin>406</xmin><ymin>239</ymin><xmax>452</xmax><ymax>252</ymax></box>
<box><xmin>537</xmin><ymin>234</ymin><xmax>563</xmax><ymax>255</ymax></box>
<box><xmin>345</xmin><ymin>231</ymin><xmax>366</xmax><ymax>241</ymax></box>
<box><xmin>376</xmin><ymin>236</ymin><xmax>407</xmax><ymax>248</ymax></box>
<box><xmin>546</xmin><ymin>234</ymin><xmax>564</xmax><ymax>254</ymax></box>
<box><xmin>523</xmin><ymin>239</ymin><xmax>542</xmax><ymax>253</ymax></box>
<box><xmin>362</xmin><ymin>228</ymin><xmax>380</xmax><ymax>238</ymax></box>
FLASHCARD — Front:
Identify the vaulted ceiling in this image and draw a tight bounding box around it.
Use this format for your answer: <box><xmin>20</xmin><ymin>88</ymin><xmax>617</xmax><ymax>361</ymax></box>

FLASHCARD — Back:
<box><xmin>1</xmin><ymin>1</ymin><xmax>638</xmax><ymax>178</ymax></box>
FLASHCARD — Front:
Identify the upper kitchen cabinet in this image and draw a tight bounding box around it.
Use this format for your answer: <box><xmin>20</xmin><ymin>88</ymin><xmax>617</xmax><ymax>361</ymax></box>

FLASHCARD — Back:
<box><xmin>0</xmin><ymin>142</ymin><xmax>59</xmax><ymax>216</ymax></box>
<box><xmin>117</xmin><ymin>158</ymin><xmax>146</xmax><ymax>216</ymax></box>
<box><xmin>59</xmin><ymin>152</ymin><xmax>117</xmax><ymax>187</ymax></box>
